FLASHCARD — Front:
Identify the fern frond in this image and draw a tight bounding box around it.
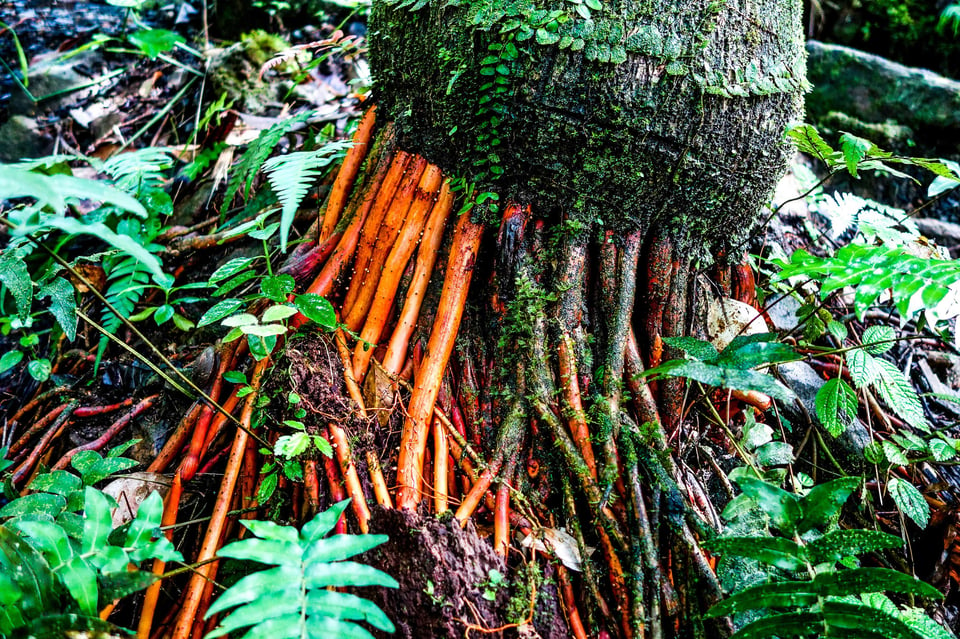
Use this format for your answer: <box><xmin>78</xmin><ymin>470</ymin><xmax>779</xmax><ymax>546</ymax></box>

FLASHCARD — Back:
<box><xmin>262</xmin><ymin>142</ymin><xmax>351</xmax><ymax>251</ymax></box>
<box><xmin>204</xmin><ymin>500</ymin><xmax>396</xmax><ymax>639</ymax></box>
<box><xmin>220</xmin><ymin>111</ymin><xmax>314</xmax><ymax>217</ymax></box>
<box><xmin>102</xmin><ymin>148</ymin><xmax>174</xmax><ymax>197</ymax></box>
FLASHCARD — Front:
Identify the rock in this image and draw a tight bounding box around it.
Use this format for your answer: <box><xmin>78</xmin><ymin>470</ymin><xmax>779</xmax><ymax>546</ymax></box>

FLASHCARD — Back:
<box><xmin>0</xmin><ymin>115</ymin><xmax>49</xmax><ymax>162</ymax></box>
<box><xmin>776</xmin><ymin>360</ymin><xmax>870</xmax><ymax>473</ymax></box>
<box><xmin>764</xmin><ymin>294</ymin><xmax>802</xmax><ymax>333</ymax></box>
<box><xmin>806</xmin><ymin>41</ymin><xmax>960</xmax><ymax>150</ymax></box>
<box><xmin>9</xmin><ymin>51</ymin><xmax>108</xmax><ymax>116</ymax></box>
<box><xmin>916</xmin><ymin>218</ymin><xmax>960</xmax><ymax>247</ymax></box>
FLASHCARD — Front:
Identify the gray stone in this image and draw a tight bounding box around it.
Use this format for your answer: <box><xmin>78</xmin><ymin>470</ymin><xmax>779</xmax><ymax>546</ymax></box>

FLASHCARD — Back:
<box><xmin>777</xmin><ymin>360</ymin><xmax>869</xmax><ymax>473</ymax></box>
<box><xmin>807</xmin><ymin>41</ymin><xmax>960</xmax><ymax>144</ymax></box>
<box><xmin>0</xmin><ymin>115</ymin><xmax>49</xmax><ymax>162</ymax></box>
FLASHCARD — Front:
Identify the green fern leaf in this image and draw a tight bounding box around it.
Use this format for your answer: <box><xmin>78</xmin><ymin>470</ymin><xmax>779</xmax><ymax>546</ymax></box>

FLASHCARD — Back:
<box><xmin>206</xmin><ymin>500</ymin><xmax>396</xmax><ymax>639</ymax></box>
<box><xmin>102</xmin><ymin>147</ymin><xmax>173</xmax><ymax>196</ymax></box>
<box><xmin>220</xmin><ymin>111</ymin><xmax>314</xmax><ymax>217</ymax></box>
<box><xmin>262</xmin><ymin>144</ymin><xmax>351</xmax><ymax>252</ymax></box>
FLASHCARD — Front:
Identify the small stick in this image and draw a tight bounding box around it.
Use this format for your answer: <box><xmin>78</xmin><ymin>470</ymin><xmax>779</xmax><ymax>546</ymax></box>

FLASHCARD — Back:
<box><xmin>380</xmin><ymin>179</ymin><xmax>454</xmax><ymax>377</ymax></box>
<box><xmin>13</xmin><ymin>402</ymin><xmax>78</xmax><ymax>486</ymax></box>
<box><xmin>73</xmin><ymin>397</ymin><xmax>136</xmax><ymax>418</ymax></box>
<box><xmin>169</xmin><ymin>358</ymin><xmax>268</xmax><ymax>639</ymax></box>
<box><xmin>318</xmin><ymin>106</ymin><xmax>377</xmax><ymax>245</ymax></box>
<box><xmin>396</xmin><ymin>207</ymin><xmax>484</xmax><ymax>510</ymax></box>
<box><xmin>148</xmin><ymin>400</ymin><xmax>203</xmax><ymax>473</ymax></box>
<box><xmin>328</xmin><ymin>423</ymin><xmax>371</xmax><ymax>533</ymax></box>
<box><xmin>137</xmin><ymin>472</ymin><xmax>183</xmax><ymax>639</ymax></box>
<box><xmin>366</xmin><ymin>450</ymin><xmax>393</xmax><ymax>508</ymax></box>
<box><xmin>6</xmin><ymin>385</ymin><xmax>71</xmax><ymax>431</ymax></box>
<box><xmin>353</xmin><ymin>168</ymin><xmax>446</xmax><ymax>381</ymax></box>
<box><xmin>52</xmin><ymin>395</ymin><xmax>158</xmax><ymax>470</ymax></box>
<box><xmin>9</xmin><ymin>403</ymin><xmax>71</xmax><ymax>456</ymax></box>
<box><xmin>335</xmin><ymin>327</ymin><xmax>367</xmax><ymax>418</ymax></box>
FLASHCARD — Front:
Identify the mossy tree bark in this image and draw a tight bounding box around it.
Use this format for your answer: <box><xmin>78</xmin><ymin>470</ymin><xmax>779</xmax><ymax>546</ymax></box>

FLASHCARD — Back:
<box><xmin>328</xmin><ymin>1</ymin><xmax>804</xmax><ymax>637</ymax></box>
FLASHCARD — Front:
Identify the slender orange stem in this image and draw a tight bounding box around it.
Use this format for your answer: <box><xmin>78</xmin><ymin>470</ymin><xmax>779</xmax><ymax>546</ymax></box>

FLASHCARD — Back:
<box><xmin>557</xmin><ymin>565</ymin><xmax>589</xmax><ymax>639</ymax></box>
<box><xmin>342</xmin><ymin>156</ymin><xmax>427</xmax><ymax>331</ymax></box>
<box><xmin>396</xmin><ymin>207</ymin><xmax>485</xmax><ymax>510</ymax></box>
<box><xmin>366</xmin><ymin>450</ymin><xmax>393</xmax><ymax>508</ymax></box>
<box><xmin>137</xmin><ymin>472</ymin><xmax>183</xmax><ymax>639</ymax></box>
<box><xmin>352</xmin><ymin>168</ymin><xmax>445</xmax><ymax>382</ymax></box>
<box><xmin>433</xmin><ymin>416</ymin><xmax>448</xmax><ymax>514</ymax></box>
<box><xmin>148</xmin><ymin>401</ymin><xmax>203</xmax><ymax>473</ymax></box>
<box><xmin>380</xmin><ymin>179</ymin><xmax>453</xmax><ymax>377</ymax></box>
<box><xmin>335</xmin><ymin>327</ymin><xmax>367</xmax><ymax>417</ymax></box>
<box><xmin>558</xmin><ymin>333</ymin><xmax>597</xmax><ymax>479</ymax></box>
<box><xmin>454</xmin><ymin>457</ymin><xmax>501</xmax><ymax>525</ymax></box>
<box><xmin>318</xmin><ymin>106</ymin><xmax>377</xmax><ymax>244</ymax></box>
<box><xmin>320</xmin><ymin>431</ymin><xmax>347</xmax><ymax>535</ymax></box>
<box><xmin>52</xmin><ymin>394</ymin><xmax>158</xmax><ymax>470</ymax></box>
<box><xmin>328</xmin><ymin>423</ymin><xmax>370</xmax><ymax>532</ymax></box>
<box><xmin>170</xmin><ymin>358</ymin><xmax>268</xmax><ymax>639</ymax></box>
<box><xmin>341</xmin><ymin>151</ymin><xmax>414</xmax><ymax>315</ymax></box>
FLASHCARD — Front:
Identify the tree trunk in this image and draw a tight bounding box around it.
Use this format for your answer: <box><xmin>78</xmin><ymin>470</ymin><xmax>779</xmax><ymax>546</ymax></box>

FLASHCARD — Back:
<box><xmin>322</xmin><ymin>2</ymin><xmax>809</xmax><ymax>638</ymax></box>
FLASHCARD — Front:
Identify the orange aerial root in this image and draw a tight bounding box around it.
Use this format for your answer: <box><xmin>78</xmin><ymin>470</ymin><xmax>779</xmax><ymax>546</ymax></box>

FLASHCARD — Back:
<box><xmin>318</xmin><ymin>106</ymin><xmax>377</xmax><ymax>244</ymax></box>
<box><xmin>396</xmin><ymin>206</ymin><xmax>485</xmax><ymax>510</ymax></box>
<box><xmin>328</xmin><ymin>422</ymin><xmax>371</xmax><ymax>533</ymax></box>
<box><xmin>352</xmin><ymin>167</ymin><xmax>445</xmax><ymax>382</ymax></box>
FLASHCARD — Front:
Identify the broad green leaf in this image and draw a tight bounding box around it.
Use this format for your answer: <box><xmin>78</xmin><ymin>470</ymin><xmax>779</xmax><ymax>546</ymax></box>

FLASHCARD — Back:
<box><xmin>28</xmin><ymin>470</ymin><xmax>80</xmax><ymax>497</ymax></box>
<box><xmin>806</xmin><ymin>529</ymin><xmax>904</xmax><ymax>564</ymax></box>
<box><xmin>154</xmin><ymin>304</ymin><xmax>175</xmax><ymax>325</ymax></box>
<box><xmin>661</xmin><ymin>336</ymin><xmax>718</xmax><ymax>361</ymax></box>
<box><xmin>754</xmin><ymin>441</ymin><xmax>794</xmax><ymax>466</ymax></box>
<box><xmin>260</xmin><ymin>275</ymin><xmax>295</xmax><ymax>303</ymax></box>
<box><xmin>99</xmin><ymin>569</ymin><xmax>158</xmax><ymax>600</ymax></box>
<box><xmin>787</xmin><ymin>124</ymin><xmax>837</xmax><ymax>164</ymax></box>
<box><xmin>241</xmin><ymin>519</ymin><xmax>300</xmax><ymax>544</ymax></box>
<box><xmin>887</xmin><ymin>477</ymin><xmax>929</xmax><ymax>528</ymax></box>
<box><xmin>197</xmin><ymin>299</ymin><xmax>245</xmax><ymax>328</ymax></box>
<box><xmin>822</xmin><ymin>600</ymin><xmax>933</xmax><ymax>639</ymax></box>
<box><xmin>840</xmin><ymin>132</ymin><xmax>874</xmax><ymax>178</ymax></box>
<box><xmin>815</xmin><ymin>378</ymin><xmax>858</xmax><ymax>437</ymax></box>
<box><xmin>0</xmin><ymin>350</ymin><xmax>24</xmax><ymax>374</ymax></box>
<box><xmin>0</xmin><ymin>255</ymin><xmax>32</xmax><ymax>319</ymax></box>
<box><xmin>301</xmin><ymin>500</ymin><xmax>351</xmax><ymax>543</ymax></box>
<box><xmin>0</xmin><ymin>526</ymin><xmax>56</xmax><ymax>621</ymax></box>
<box><xmin>294</xmin><ymin>294</ymin><xmax>336</xmax><ymax>329</ymax></box>
<box><xmin>644</xmin><ymin>360</ymin><xmax>796</xmax><ymax>402</ymax></box>
<box><xmin>15</xmin><ymin>520</ymin><xmax>74</xmax><ymax>569</ymax></box>
<box><xmin>89</xmin><ymin>545</ymin><xmax>130</xmax><ymax>574</ymax></box>
<box><xmin>27</xmin><ymin>358</ymin><xmax>52</xmax><ymax>382</ymax></box>
<box><xmin>217</xmin><ymin>538</ymin><xmax>301</xmax><ymax>566</ymax></box>
<box><xmin>706</xmin><ymin>579</ymin><xmax>818</xmax><ymax>617</ymax></box>
<box><xmin>128</xmin><ymin>28</ymin><xmax>185</xmax><ymax>58</ymax></box>
<box><xmin>702</xmin><ymin>536</ymin><xmax>805</xmax><ymax>571</ymax></box>
<box><xmin>81</xmin><ymin>456</ymin><xmax>138</xmax><ymax>485</ymax></box>
<box><xmin>716</xmin><ymin>341</ymin><xmax>797</xmax><ymax>370</ymax></box>
<box><xmin>797</xmin><ymin>476</ymin><xmax>861</xmax><ymax>534</ymax></box>
<box><xmin>0</xmin><ymin>168</ymin><xmax>146</xmax><ymax>216</ymax></box>
<box><xmin>125</xmin><ymin>491</ymin><xmax>164</xmax><ymax>550</ymax></box>
<box><xmin>221</xmin><ymin>613</ymin><xmax>302</xmax><ymax>639</ymax></box>
<box><xmin>205</xmin><ymin>566</ymin><xmax>300</xmax><ymax>617</ymax></box>
<box><xmin>847</xmin><ymin>349</ymin><xmax>884</xmax><ymax>388</ymax></box>
<box><xmin>862</xmin><ymin>325</ymin><xmax>895</xmax><ymax>354</ymax></box>
<box><xmin>82</xmin><ymin>487</ymin><xmax>113</xmax><ymax>553</ymax></box>
<box><xmin>882</xmin><ymin>441</ymin><xmax>910</xmax><ymax>466</ymax></box>
<box><xmin>220</xmin><ymin>311</ymin><xmax>259</xmax><ymax>328</ymax></box>
<box><xmin>209</xmin><ymin>258</ymin><xmax>256</xmax><ymax>284</ymax></box>
<box><xmin>304</xmin><ymin>534</ymin><xmax>389</xmax><ymax>564</ymax></box>
<box><xmin>60</xmin><ymin>555</ymin><xmax>98</xmax><ymax>615</ymax></box>
<box><xmin>262</xmin><ymin>304</ymin><xmax>297</xmax><ymax>323</ymax></box>
<box><xmin>0</xmin><ymin>493</ymin><xmax>66</xmax><ymax>519</ymax></box>
<box><xmin>874</xmin><ymin>359</ymin><xmax>929</xmax><ymax>431</ymax></box>
<box><xmin>306</xmin><ymin>589</ymin><xmax>396</xmax><ymax>632</ymax></box>
<box><xmin>39</xmin><ymin>276</ymin><xmax>77</xmax><ymax>340</ymax></box>
<box><xmin>206</xmin><ymin>592</ymin><xmax>301</xmax><ymax>638</ymax></box>
<box><xmin>827</xmin><ymin>320</ymin><xmax>848</xmax><ymax>342</ymax></box>
<box><xmin>741</xmin><ymin>418</ymin><xmax>773</xmax><ymax>451</ymax></box>
<box><xmin>304</xmin><ymin>561</ymin><xmax>399</xmax><ymax>589</ymax></box>
<box><xmin>304</xmin><ymin>615</ymin><xmax>378</xmax><ymax>639</ymax></box>
<box><xmin>241</xmin><ymin>323</ymin><xmax>289</xmax><ymax>337</ymax></box>
<box><xmin>929</xmin><ymin>439</ymin><xmax>956</xmax><ymax>462</ymax></box>
<box><xmin>730</xmin><ymin>472</ymin><xmax>801</xmax><ymax>535</ymax></box>
<box><xmin>247</xmin><ymin>334</ymin><xmax>276</xmax><ymax>360</ymax></box>
<box><xmin>816</xmin><ymin>567</ymin><xmax>941</xmax><ymax>599</ymax></box>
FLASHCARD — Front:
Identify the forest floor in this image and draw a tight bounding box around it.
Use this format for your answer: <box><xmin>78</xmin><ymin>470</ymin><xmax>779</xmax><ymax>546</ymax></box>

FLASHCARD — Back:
<box><xmin>3</xmin><ymin>1</ymin><xmax>960</xmax><ymax>638</ymax></box>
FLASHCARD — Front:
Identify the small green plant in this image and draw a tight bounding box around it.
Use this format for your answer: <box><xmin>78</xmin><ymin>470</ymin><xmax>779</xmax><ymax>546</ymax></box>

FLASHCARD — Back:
<box><xmin>0</xmin><ymin>443</ymin><xmax>182</xmax><ymax>638</ymax></box>
<box><xmin>479</xmin><ymin>568</ymin><xmax>506</xmax><ymax>601</ymax></box>
<box><xmin>205</xmin><ymin>499</ymin><xmax>397</xmax><ymax>639</ymax></box>
<box><xmin>705</xmin><ymin>472</ymin><xmax>948</xmax><ymax>639</ymax></box>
